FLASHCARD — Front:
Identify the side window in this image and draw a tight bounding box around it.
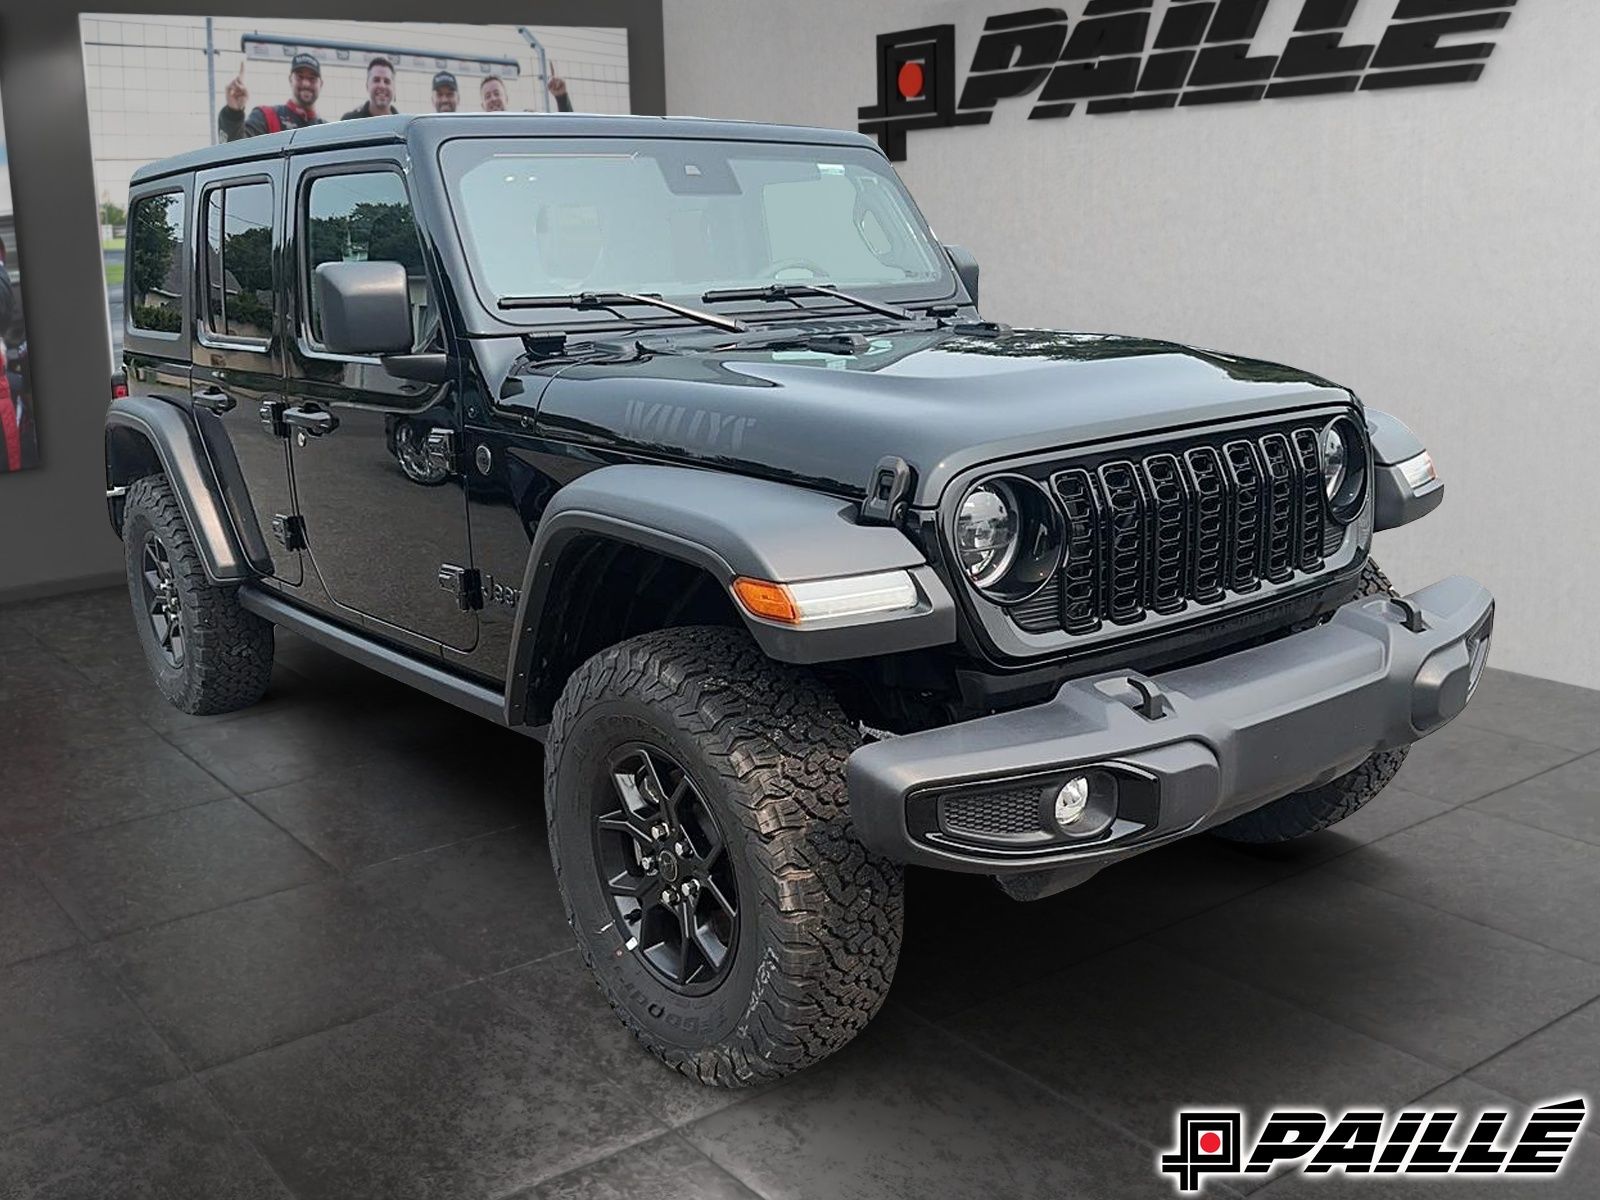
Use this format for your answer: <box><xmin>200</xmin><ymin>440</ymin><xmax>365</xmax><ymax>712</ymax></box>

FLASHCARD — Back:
<box><xmin>202</xmin><ymin>181</ymin><xmax>274</xmax><ymax>343</ymax></box>
<box><xmin>128</xmin><ymin>191</ymin><xmax>186</xmax><ymax>334</ymax></box>
<box><xmin>305</xmin><ymin>170</ymin><xmax>432</xmax><ymax>352</ymax></box>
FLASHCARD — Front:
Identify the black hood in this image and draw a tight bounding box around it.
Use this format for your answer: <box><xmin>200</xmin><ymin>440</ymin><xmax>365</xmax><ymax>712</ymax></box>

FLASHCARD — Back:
<box><xmin>528</xmin><ymin>328</ymin><xmax>1351</xmax><ymax>507</ymax></box>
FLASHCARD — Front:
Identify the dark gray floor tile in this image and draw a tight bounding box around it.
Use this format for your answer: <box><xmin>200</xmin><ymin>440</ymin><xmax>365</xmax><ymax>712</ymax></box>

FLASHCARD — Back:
<box><xmin>0</xmin><ymin>1079</ymin><xmax>290</xmax><ymax>1200</ymax></box>
<box><xmin>162</xmin><ymin>700</ymin><xmax>403</xmax><ymax>793</ymax></box>
<box><xmin>0</xmin><ymin>852</ymin><xmax>79</xmax><ymax>966</ymax></box>
<box><xmin>490</xmin><ymin>951</ymin><xmax>753</xmax><ymax>1129</ymax></box>
<box><xmin>1393</xmin><ymin>721</ymin><xmax>1580</xmax><ymax>805</ymax></box>
<box><xmin>203</xmin><ymin>984</ymin><xmax>666</xmax><ymax>1200</ymax></box>
<box><xmin>1328</xmin><ymin>808</ymin><xmax>1600</xmax><ymax>964</ymax></box>
<box><xmin>2</xmin><ymin>735</ymin><xmax>232</xmax><ymax>845</ymax></box>
<box><xmin>947</xmin><ymin>940</ymin><xmax>1449</xmax><ymax>1148</ymax></box>
<box><xmin>1457</xmin><ymin>669</ymin><xmax>1600</xmax><ymax>755</ymax></box>
<box><xmin>1151</xmin><ymin>871</ymin><xmax>1600</xmax><ymax>1071</ymax></box>
<box><xmin>0</xmin><ymin>950</ymin><xmax>183</xmax><ymax>1134</ymax></box>
<box><xmin>1469</xmin><ymin>998</ymin><xmax>1600</xmax><ymax>1105</ymax></box>
<box><xmin>247</xmin><ymin>748</ymin><xmax>535</xmax><ymax>872</ymax></box>
<box><xmin>0</xmin><ymin>681</ymin><xmax>152</xmax><ymax>745</ymax></box>
<box><xmin>527</xmin><ymin>1133</ymin><xmax>759</xmax><ymax>1200</ymax></box>
<box><xmin>76</xmin><ymin>659</ymin><xmax>318</xmax><ymax>737</ymax></box>
<box><xmin>352</xmin><ymin>826</ymin><xmax>573</xmax><ymax>976</ymax></box>
<box><xmin>30</xmin><ymin>799</ymin><xmax>329</xmax><ymax>938</ymax></box>
<box><xmin>681</xmin><ymin>1005</ymin><xmax>1199</xmax><ymax>1200</ymax></box>
<box><xmin>94</xmin><ymin>880</ymin><xmax>471</xmax><ymax>1069</ymax></box>
<box><xmin>0</xmin><ymin>640</ymin><xmax>89</xmax><ymax>700</ymax></box>
<box><xmin>1474</xmin><ymin>751</ymin><xmax>1600</xmax><ymax>849</ymax></box>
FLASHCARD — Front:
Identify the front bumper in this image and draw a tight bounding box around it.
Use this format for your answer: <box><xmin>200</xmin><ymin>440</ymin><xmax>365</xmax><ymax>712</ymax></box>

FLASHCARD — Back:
<box><xmin>848</xmin><ymin>575</ymin><xmax>1494</xmax><ymax>876</ymax></box>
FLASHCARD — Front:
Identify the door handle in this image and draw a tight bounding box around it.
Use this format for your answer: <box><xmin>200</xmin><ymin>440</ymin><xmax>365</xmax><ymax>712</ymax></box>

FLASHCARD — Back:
<box><xmin>192</xmin><ymin>386</ymin><xmax>236</xmax><ymax>414</ymax></box>
<box><xmin>282</xmin><ymin>405</ymin><xmax>339</xmax><ymax>437</ymax></box>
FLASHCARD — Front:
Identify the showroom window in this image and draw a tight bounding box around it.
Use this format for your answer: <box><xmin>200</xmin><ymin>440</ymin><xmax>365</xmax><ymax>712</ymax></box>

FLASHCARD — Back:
<box><xmin>202</xmin><ymin>182</ymin><xmax>274</xmax><ymax>343</ymax></box>
<box><xmin>127</xmin><ymin>190</ymin><xmax>186</xmax><ymax>334</ymax></box>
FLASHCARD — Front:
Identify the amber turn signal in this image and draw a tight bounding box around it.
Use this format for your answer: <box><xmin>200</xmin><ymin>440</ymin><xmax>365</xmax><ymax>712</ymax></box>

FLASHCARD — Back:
<box><xmin>731</xmin><ymin>578</ymin><xmax>801</xmax><ymax>624</ymax></box>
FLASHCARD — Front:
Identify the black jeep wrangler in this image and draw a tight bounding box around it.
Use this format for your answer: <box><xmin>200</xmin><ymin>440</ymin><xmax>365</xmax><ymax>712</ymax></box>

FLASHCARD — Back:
<box><xmin>106</xmin><ymin>114</ymin><xmax>1493</xmax><ymax>1085</ymax></box>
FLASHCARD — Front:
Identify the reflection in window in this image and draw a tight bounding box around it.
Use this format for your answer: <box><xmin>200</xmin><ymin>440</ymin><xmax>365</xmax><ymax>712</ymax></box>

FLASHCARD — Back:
<box><xmin>129</xmin><ymin>191</ymin><xmax>186</xmax><ymax>333</ymax></box>
<box><xmin>305</xmin><ymin>171</ymin><xmax>430</xmax><ymax>350</ymax></box>
<box><xmin>203</xmin><ymin>182</ymin><xmax>274</xmax><ymax>341</ymax></box>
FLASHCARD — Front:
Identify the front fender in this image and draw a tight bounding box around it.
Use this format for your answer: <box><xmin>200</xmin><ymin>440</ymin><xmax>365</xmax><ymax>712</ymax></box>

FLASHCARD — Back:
<box><xmin>505</xmin><ymin>465</ymin><xmax>957</xmax><ymax>722</ymax></box>
<box><xmin>1366</xmin><ymin>408</ymin><xmax>1444</xmax><ymax>531</ymax></box>
<box><xmin>105</xmin><ymin>395</ymin><xmax>252</xmax><ymax>583</ymax></box>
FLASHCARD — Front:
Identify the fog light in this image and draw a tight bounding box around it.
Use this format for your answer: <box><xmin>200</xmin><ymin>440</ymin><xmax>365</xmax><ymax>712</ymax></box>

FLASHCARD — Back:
<box><xmin>1053</xmin><ymin>776</ymin><xmax>1090</xmax><ymax>829</ymax></box>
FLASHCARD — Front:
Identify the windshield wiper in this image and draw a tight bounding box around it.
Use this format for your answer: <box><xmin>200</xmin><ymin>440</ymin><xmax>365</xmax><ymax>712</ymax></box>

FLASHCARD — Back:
<box><xmin>497</xmin><ymin>291</ymin><xmax>747</xmax><ymax>334</ymax></box>
<box><xmin>700</xmin><ymin>283</ymin><xmax>915</xmax><ymax>321</ymax></box>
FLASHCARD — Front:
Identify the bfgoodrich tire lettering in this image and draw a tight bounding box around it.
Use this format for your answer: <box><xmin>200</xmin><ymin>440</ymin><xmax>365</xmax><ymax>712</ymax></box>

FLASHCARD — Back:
<box><xmin>544</xmin><ymin>626</ymin><xmax>904</xmax><ymax>1085</ymax></box>
<box><xmin>122</xmin><ymin>474</ymin><xmax>274</xmax><ymax>715</ymax></box>
<box><xmin>1210</xmin><ymin>558</ymin><xmax>1410</xmax><ymax>844</ymax></box>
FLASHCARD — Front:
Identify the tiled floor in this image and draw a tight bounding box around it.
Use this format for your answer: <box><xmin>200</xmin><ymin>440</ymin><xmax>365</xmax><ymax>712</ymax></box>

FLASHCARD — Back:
<box><xmin>2</xmin><ymin>587</ymin><xmax>1598</xmax><ymax>1199</ymax></box>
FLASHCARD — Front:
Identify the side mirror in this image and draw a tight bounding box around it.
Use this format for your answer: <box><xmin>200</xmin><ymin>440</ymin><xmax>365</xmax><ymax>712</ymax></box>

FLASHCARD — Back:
<box><xmin>315</xmin><ymin>261</ymin><xmax>414</xmax><ymax>356</ymax></box>
<box><xmin>944</xmin><ymin>244</ymin><xmax>979</xmax><ymax>306</ymax></box>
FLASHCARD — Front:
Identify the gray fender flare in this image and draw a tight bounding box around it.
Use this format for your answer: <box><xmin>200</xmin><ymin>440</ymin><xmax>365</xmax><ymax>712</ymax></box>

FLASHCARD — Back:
<box><xmin>1366</xmin><ymin>408</ymin><xmax>1444</xmax><ymax>531</ymax></box>
<box><xmin>505</xmin><ymin>464</ymin><xmax>956</xmax><ymax>723</ymax></box>
<box><xmin>105</xmin><ymin>395</ymin><xmax>252</xmax><ymax>583</ymax></box>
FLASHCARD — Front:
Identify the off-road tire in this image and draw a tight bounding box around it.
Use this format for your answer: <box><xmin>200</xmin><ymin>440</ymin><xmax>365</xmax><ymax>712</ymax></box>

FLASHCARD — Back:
<box><xmin>1210</xmin><ymin>558</ymin><xmax>1410</xmax><ymax>844</ymax></box>
<box><xmin>544</xmin><ymin>626</ymin><xmax>904</xmax><ymax>1085</ymax></box>
<box><xmin>122</xmin><ymin>474</ymin><xmax>274</xmax><ymax>715</ymax></box>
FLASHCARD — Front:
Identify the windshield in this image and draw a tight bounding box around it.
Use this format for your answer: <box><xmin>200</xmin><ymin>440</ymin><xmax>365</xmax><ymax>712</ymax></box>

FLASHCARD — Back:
<box><xmin>439</xmin><ymin>137</ymin><xmax>952</xmax><ymax>318</ymax></box>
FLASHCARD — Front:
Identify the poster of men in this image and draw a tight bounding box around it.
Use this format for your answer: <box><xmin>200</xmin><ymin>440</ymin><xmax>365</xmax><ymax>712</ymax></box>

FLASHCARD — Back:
<box><xmin>80</xmin><ymin>16</ymin><xmax>632</xmax><ymax>357</ymax></box>
<box><xmin>0</xmin><ymin>94</ymin><xmax>37</xmax><ymax>474</ymax></box>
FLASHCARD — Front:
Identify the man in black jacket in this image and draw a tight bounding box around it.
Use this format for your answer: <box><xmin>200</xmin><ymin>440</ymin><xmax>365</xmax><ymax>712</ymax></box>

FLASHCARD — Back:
<box><xmin>341</xmin><ymin>57</ymin><xmax>399</xmax><ymax>121</ymax></box>
<box><xmin>217</xmin><ymin>54</ymin><xmax>324</xmax><ymax>141</ymax></box>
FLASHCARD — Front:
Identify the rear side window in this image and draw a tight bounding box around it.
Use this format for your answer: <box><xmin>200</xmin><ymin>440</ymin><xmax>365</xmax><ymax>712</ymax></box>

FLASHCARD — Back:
<box><xmin>202</xmin><ymin>181</ymin><xmax>274</xmax><ymax>343</ymax></box>
<box><xmin>128</xmin><ymin>191</ymin><xmax>186</xmax><ymax>334</ymax></box>
<box><xmin>304</xmin><ymin>170</ymin><xmax>432</xmax><ymax>352</ymax></box>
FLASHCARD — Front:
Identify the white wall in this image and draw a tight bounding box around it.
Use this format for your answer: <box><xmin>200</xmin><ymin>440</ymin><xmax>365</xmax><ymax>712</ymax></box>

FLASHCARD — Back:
<box><xmin>665</xmin><ymin>0</ymin><xmax>1600</xmax><ymax>688</ymax></box>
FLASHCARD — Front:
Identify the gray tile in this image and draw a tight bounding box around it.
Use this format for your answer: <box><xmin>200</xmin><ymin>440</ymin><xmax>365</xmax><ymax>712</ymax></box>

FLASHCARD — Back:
<box><xmin>1328</xmin><ymin>808</ymin><xmax>1600</xmax><ymax>964</ymax></box>
<box><xmin>352</xmin><ymin>826</ymin><xmax>574</xmax><ymax>976</ymax></box>
<box><xmin>0</xmin><ymin>1079</ymin><xmax>290</xmax><ymax>1200</ymax></box>
<box><xmin>681</xmin><ymin>1005</ymin><xmax>1198</xmax><ymax>1200</ymax></box>
<box><xmin>94</xmin><ymin>880</ymin><xmax>471</xmax><ymax>1069</ymax></box>
<box><xmin>947</xmin><ymin>941</ymin><xmax>1450</xmax><ymax>1149</ymax></box>
<box><xmin>491</xmin><ymin>952</ymin><xmax>753</xmax><ymax>1129</ymax></box>
<box><xmin>162</xmin><ymin>701</ymin><xmax>402</xmax><ymax>793</ymax></box>
<box><xmin>0</xmin><ymin>682</ymin><xmax>152</xmax><ymax>745</ymax></box>
<box><xmin>1470</xmin><ymin>999</ymin><xmax>1600</xmax><ymax>1105</ymax></box>
<box><xmin>1475</xmin><ymin>751</ymin><xmax>1600</xmax><ymax>850</ymax></box>
<box><xmin>1</xmin><ymin>736</ymin><xmax>232</xmax><ymax>845</ymax></box>
<box><xmin>528</xmin><ymin>1133</ymin><xmax>760</xmax><ymax>1200</ymax></box>
<box><xmin>1393</xmin><ymin>722</ymin><xmax>1580</xmax><ymax>805</ymax></box>
<box><xmin>203</xmin><ymin>984</ymin><xmax>666</xmax><ymax>1200</ymax></box>
<box><xmin>1457</xmin><ymin>669</ymin><xmax>1600</xmax><ymax>755</ymax></box>
<box><xmin>0</xmin><ymin>640</ymin><xmax>87</xmax><ymax>700</ymax></box>
<box><xmin>247</xmin><ymin>748</ymin><xmax>535</xmax><ymax>872</ymax></box>
<box><xmin>30</xmin><ymin>799</ymin><xmax>329</xmax><ymax>939</ymax></box>
<box><xmin>0</xmin><ymin>950</ymin><xmax>183</xmax><ymax>1134</ymax></box>
<box><xmin>76</xmin><ymin>659</ymin><xmax>317</xmax><ymax>736</ymax></box>
<box><xmin>1151</xmin><ymin>871</ymin><xmax>1600</xmax><ymax>1071</ymax></box>
<box><xmin>0</xmin><ymin>851</ymin><xmax>79</xmax><ymax>966</ymax></box>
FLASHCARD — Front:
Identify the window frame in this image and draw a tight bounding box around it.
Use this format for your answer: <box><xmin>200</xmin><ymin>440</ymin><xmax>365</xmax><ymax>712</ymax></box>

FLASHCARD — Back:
<box><xmin>295</xmin><ymin>159</ymin><xmax>433</xmax><ymax>364</ymax></box>
<box><xmin>125</xmin><ymin>186</ymin><xmax>189</xmax><ymax>342</ymax></box>
<box><xmin>195</xmin><ymin>173</ymin><xmax>277</xmax><ymax>353</ymax></box>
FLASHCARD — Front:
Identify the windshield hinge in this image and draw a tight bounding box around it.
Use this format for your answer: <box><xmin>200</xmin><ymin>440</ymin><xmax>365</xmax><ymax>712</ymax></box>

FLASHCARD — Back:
<box><xmin>860</xmin><ymin>456</ymin><xmax>914</xmax><ymax>527</ymax></box>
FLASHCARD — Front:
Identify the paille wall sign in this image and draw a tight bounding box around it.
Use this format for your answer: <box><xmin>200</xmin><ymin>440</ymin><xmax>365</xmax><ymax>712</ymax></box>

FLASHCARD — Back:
<box><xmin>859</xmin><ymin>0</ymin><xmax>1518</xmax><ymax>160</ymax></box>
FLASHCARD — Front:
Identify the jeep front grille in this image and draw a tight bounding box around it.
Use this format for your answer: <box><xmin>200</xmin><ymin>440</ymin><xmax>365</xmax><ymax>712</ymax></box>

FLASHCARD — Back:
<box><xmin>1009</xmin><ymin>419</ymin><xmax>1354</xmax><ymax>636</ymax></box>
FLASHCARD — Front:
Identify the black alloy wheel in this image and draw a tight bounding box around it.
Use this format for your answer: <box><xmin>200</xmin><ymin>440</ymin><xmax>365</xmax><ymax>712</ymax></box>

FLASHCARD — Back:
<box><xmin>140</xmin><ymin>533</ymin><xmax>185</xmax><ymax>668</ymax></box>
<box><xmin>593</xmin><ymin>743</ymin><xmax>739</xmax><ymax>995</ymax></box>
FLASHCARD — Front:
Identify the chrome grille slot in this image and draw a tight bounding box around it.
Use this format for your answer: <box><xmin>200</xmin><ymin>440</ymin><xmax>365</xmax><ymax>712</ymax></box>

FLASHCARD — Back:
<box><xmin>1183</xmin><ymin>446</ymin><xmax>1228</xmax><ymax>604</ymax></box>
<box><xmin>1053</xmin><ymin>469</ymin><xmax>1103</xmax><ymax>634</ymax></box>
<box><xmin>1222</xmin><ymin>440</ymin><xmax>1264</xmax><ymax>593</ymax></box>
<box><xmin>1097</xmin><ymin>461</ymin><xmax>1148</xmax><ymax>625</ymax></box>
<box><xmin>1258</xmin><ymin>433</ymin><xmax>1297</xmax><ymax>585</ymax></box>
<box><xmin>1292</xmin><ymin>428</ymin><xmax>1327</xmax><ymax>572</ymax></box>
<box><xmin>1142</xmin><ymin>453</ymin><xmax>1189</xmax><ymax>615</ymax></box>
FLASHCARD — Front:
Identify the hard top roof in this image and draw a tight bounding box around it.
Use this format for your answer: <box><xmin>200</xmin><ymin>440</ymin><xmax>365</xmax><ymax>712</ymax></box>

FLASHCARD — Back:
<box><xmin>130</xmin><ymin>112</ymin><xmax>884</xmax><ymax>186</ymax></box>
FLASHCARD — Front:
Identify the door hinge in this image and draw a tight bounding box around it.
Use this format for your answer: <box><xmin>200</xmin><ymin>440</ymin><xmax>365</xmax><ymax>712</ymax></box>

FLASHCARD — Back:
<box><xmin>438</xmin><ymin>563</ymin><xmax>483</xmax><ymax>611</ymax></box>
<box><xmin>423</xmin><ymin>429</ymin><xmax>457</xmax><ymax>475</ymax></box>
<box><xmin>271</xmin><ymin>513</ymin><xmax>306</xmax><ymax>551</ymax></box>
<box><xmin>860</xmin><ymin>455</ymin><xmax>914</xmax><ymax>526</ymax></box>
<box><xmin>258</xmin><ymin>398</ymin><xmax>287</xmax><ymax>438</ymax></box>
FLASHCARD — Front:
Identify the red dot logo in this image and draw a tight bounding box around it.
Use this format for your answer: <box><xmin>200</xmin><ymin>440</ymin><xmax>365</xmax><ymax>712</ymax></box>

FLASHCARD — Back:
<box><xmin>896</xmin><ymin>60</ymin><xmax>925</xmax><ymax>100</ymax></box>
<box><xmin>1199</xmin><ymin>1132</ymin><xmax>1223</xmax><ymax>1155</ymax></box>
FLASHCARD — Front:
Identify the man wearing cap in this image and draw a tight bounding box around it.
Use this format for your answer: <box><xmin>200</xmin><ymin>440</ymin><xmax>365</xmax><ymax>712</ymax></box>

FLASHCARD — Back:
<box><xmin>480</xmin><ymin>73</ymin><xmax>575</xmax><ymax>113</ymax></box>
<box><xmin>218</xmin><ymin>53</ymin><xmax>325</xmax><ymax>141</ymax></box>
<box><xmin>431</xmin><ymin>71</ymin><xmax>459</xmax><ymax>113</ymax></box>
<box><xmin>341</xmin><ymin>56</ymin><xmax>399</xmax><ymax>121</ymax></box>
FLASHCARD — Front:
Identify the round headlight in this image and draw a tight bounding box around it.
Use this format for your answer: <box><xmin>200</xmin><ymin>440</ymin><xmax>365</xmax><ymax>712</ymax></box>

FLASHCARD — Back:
<box><xmin>956</xmin><ymin>482</ymin><xmax>1018</xmax><ymax>588</ymax></box>
<box><xmin>1321</xmin><ymin>422</ymin><xmax>1348</xmax><ymax>500</ymax></box>
<box><xmin>1322</xmin><ymin>416</ymin><xmax>1368</xmax><ymax>524</ymax></box>
<box><xmin>955</xmin><ymin>476</ymin><xmax>1065</xmax><ymax>603</ymax></box>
